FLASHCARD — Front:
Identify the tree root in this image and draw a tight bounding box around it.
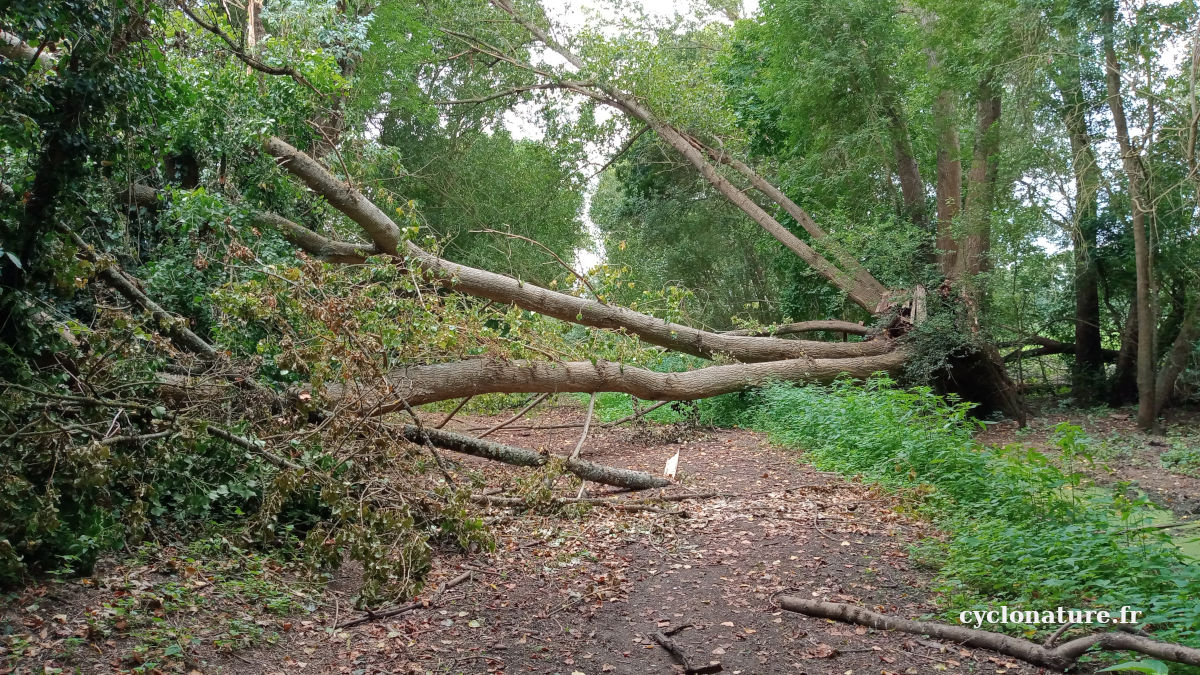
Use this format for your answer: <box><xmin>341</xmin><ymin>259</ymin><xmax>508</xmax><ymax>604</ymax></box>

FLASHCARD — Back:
<box><xmin>777</xmin><ymin>597</ymin><xmax>1200</xmax><ymax>671</ymax></box>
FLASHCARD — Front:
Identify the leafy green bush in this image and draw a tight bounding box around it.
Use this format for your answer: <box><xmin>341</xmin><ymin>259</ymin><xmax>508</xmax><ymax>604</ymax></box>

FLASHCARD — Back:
<box><xmin>726</xmin><ymin>378</ymin><xmax>1200</xmax><ymax>648</ymax></box>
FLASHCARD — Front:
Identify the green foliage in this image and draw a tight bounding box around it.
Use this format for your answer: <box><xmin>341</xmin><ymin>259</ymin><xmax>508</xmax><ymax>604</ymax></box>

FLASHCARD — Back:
<box><xmin>1161</xmin><ymin>442</ymin><xmax>1200</xmax><ymax>478</ymax></box>
<box><xmin>726</xmin><ymin>378</ymin><xmax>1200</xmax><ymax>649</ymax></box>
<box><xmin>1099</xmin><ymin>660</ymin><xmax>1171</xmax><ymax>674</ymax></box>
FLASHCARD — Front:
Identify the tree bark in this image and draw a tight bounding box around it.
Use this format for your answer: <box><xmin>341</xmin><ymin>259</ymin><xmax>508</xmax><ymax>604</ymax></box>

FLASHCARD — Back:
<box><xmin>883</xmin><ymin>95</ymin><xmax>927</xmax><ymax>230</ymax></box>
<box><xmin>329</xmin><ymin>352</ymin><xmax>906</xmax><ymax>411</ymax></box>
<box><xmin>957</xmin><ymin>76</ymin><xmax>1002</xmax><ymax>280</ymax></box>
<box><xmin>933</xmin><ymin>90</ymin><xmax>962</xmax><ymax>276</ymax></box>
<box><xmin>0</xmin><ymin>30</ymin><xmax>56</xmax><ymax>70</ymax></box>
<box><xmin>1154</xmin><ymin>294</ymin><xmax>1200</xmax><ymax>417</ymax></box>
<box><xmin>1104</xmin><ymin>4</ymin><xmax>1157</xmax><ymax>430</ymax></box>
<box><xmin>1053</xmin><ymin>36</ymin><xmax>1105</xmax><ymax>402</ymax></box>
<box><xmin>722</xmin><ymin>320</ymin><xmax>869</xmax><ymax>337</ymax></box>
<box><xmin>1112</xmin><ymin>293</ymin><xmax>1139</xmax><ymax>404</ymax></box>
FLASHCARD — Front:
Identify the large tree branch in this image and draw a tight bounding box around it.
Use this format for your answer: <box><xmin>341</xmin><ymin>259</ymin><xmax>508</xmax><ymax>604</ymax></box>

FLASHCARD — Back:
<box><xmin>331</xmin><ymin>351</ymin><xmax>907</xmax><ymax>411</ymax></box>
<box><xmin>64</xmin><ymin>227</ymin><xmax>219</xmax><ymax>359</ymax></box>
<box><xmin>255</xmin><ymin>211</ymin><xmax>379</xmax><ymax>264</ymax></box>
<box><xmin>481</xmin><ymin>0</ymin><xmax>891</xmax><ymax>313</ymax></box>
<box><xmin>686</xmin><ymin>135</ymin><xmax>889</xmax><ymax>309</ymax></box>
<box><xmin>263</xmin><ymin>137</ymin><xmax>894</xmax><ymax>363</ymax></box>
<box><xmin>0</xmin><ymin>30</ymin><xmax>56</xmax><ymax>71</ymax></box>
<box><xmin>779</xmin><ymin>598</ymin><xmax>1200</xmax><ymax>671</ymax></box>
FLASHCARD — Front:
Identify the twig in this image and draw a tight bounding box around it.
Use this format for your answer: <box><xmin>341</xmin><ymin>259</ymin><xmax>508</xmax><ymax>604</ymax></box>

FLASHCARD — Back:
<box><xmin>401</xmin><ymin>401</ymin><xmax>456</xmax><ymax>486</ymax></box>
<box><xmin>588</xmin><ymin>126</ymin><xmax>649</xmax><ymax>180</ymax></box>
<box><xmin>206</xmin><ymin>426</ymin><xmax>300</xmax><ymax>470</ymax></box>
<box><xmin>1043</xmin><ymin>621</ymin><xmax>1075</xmax><ymax>648</ymax></box>
<box><xmin>335</xmin><ymin>571</ymin><xmax>473</xmax><ymax>629</ymax></box>
<box><xmin>477</xmin><ymin>393</ymin><xmax>550</xmax><ymax>439</ymax></box>
<box><xmin>436</xmin><ymin>396</ymin><xmax>473</xmax><ymax>428</ymax></box>
<box><xmin>570</xmin><ymin>393</ymin><xmax>596</xmax><ymax>461</ymax></box>
<box><xmin>651</xmin><ymin>630</ymin><xmax>722</xmax><ymax>674</ymax></box>
<box><xmin>469</xmin><ymin>228</ymin><xmax>601</xmax><ymax>301</ymax></box>
<box><xmin>177</xmin><ymin>2</ymin><xmax>323</xmax><ymax>96</ymax></box>
<box><xmin>98</xmin><ymin>430</ymin><xmax>173</xmax><ymax>445</ymax></box>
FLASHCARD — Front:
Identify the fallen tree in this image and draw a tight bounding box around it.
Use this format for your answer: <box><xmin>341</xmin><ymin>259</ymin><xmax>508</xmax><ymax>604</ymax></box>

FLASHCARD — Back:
<box><xmin>779</xmin><ymin>597</ymin><xmax>1200</xmax><ymax>671</ymax></box>
<box><xmin>343</xmin><ymin>353</ymin><xmax>905</xmax><ymax>411</ymax></box>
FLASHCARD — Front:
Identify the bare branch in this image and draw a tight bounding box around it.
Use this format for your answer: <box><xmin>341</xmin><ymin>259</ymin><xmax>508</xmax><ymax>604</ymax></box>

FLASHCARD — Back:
<box><xmin>469</xmin><ymin>227</ymin><xmax>601</xmax><ymax>301</ymax></box>
<box><xmin>779</xmin><ymin>598</ymin><xmax>1200</xmax><ymax>671</ymax></box>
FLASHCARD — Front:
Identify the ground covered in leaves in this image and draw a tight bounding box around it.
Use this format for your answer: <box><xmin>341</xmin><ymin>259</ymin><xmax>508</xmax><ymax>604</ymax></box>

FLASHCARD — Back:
<box><xmin>5</xmin><ymin>403</ymin><xmax>1056</xmax><ymax>674</ymax></box>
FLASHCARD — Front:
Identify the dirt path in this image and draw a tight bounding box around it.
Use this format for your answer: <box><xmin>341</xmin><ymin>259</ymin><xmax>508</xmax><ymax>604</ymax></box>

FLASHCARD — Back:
<box><xmin>4</xmin><ymin>407</ymin><xmax>1045</xmax><ymax>674</ymax></box>
<box><xmin>210</xmin><ymin>408</ymin><xmax>1038</xmax><ymax>675</ymax></box>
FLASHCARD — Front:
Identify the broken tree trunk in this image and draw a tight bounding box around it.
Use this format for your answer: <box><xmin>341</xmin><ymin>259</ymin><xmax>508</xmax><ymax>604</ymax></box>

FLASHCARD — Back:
<box><xmin>333</xmin><ymin>352</ymin><xmax>906</xmax><ymax>410</ymax></box>
<box><xmin>400</xmin><ymin>425</ymin><xmax>671</xmax><ymax>490</ymax></box>
<box><xmin>779</xmin><ymin>597</ymin><xmax>1200</xmax><ymax>671</ymax></box>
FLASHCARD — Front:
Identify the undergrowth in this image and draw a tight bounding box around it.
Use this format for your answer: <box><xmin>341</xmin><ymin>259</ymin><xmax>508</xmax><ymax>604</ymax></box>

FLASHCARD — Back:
<box><xmin>706</xmin><ymin>378</ymin><xmax>1200</xmax><ymax>657</ymax></box>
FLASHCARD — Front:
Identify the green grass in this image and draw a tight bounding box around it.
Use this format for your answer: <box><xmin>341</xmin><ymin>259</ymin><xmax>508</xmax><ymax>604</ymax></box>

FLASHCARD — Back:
<box><xmin>571</xmin><ymin>392</ymin><xmax>692</xmax><ymax>424</ymax></box>
<box><xmin>707</xmin><ymin>378</ymin><xmax>1200</xmax><ymax>656</ymax></box>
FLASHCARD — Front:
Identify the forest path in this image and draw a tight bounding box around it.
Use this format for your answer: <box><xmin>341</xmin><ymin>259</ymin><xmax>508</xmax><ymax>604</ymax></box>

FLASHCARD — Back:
<box><xmin>224</xmin><ymin>406</ymin><xmax>1041</xmax><ymax>675</ymax></box>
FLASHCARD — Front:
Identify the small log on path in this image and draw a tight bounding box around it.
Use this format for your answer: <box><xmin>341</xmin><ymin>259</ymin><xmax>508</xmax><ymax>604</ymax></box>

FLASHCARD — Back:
<box><xmin>400</xmin><ymin>425</ymin><xmax>671</xmax><ymax>490</ymax></box>
<box><xmin>778</xmin><ymin>597</ymin><xmax>1200</xmax><ymax>671</ymax></box>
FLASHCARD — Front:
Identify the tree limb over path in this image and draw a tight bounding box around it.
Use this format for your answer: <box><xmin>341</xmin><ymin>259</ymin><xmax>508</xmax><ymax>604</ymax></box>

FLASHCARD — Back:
<box><xmin>263</xmin><ymin>137</ymin><xmax>894</xmax><ymax>363</ymax></box>
<box><xmin>332</xmin><ymin>352</ymin><xmax>906</xmax><ymax>411</ymax></box>
<box><xmin>779</xmin><ymin>597</ymin><xmax>1200</xmax><ymax>671</ymax></box>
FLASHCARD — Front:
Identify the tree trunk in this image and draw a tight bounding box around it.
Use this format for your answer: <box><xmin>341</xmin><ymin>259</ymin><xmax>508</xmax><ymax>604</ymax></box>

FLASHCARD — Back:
<box><xmin>1053</xmin><ymin>39</ymin><xmax>1105</xmax><ymax>402</ymax></box>
<box><xmin>1154</xmin><ymin>294</ymin><xmax>1200</xmax><ymax>417</ymax></box>
<box><xmin>1104</xmin><ymin>4</ymin><xmax>1157</xmax><ymax>430</ymax></box>
<box><xmin>330</xmin><ymin>352</ymin><xmax>908</xmax><ymax>411</ymax></box>
<box><xmin>883</xmin><ymin>96</ymin><xmax>927</xmax><ymax>230</ymax></box>
<box><xmin>957</xmin><ymin>76</ymin><xmax>1002</xmax><ymax>280</ymax></box>
<box><xmin>1112</xmin><ymin>293</ymin><xmax>1139</xmax><ymax>404</ymax></box>
<box><xmin>933</xmin><ymin>90</ymin><xmax>962</xmax><ymax>276</ymax></box>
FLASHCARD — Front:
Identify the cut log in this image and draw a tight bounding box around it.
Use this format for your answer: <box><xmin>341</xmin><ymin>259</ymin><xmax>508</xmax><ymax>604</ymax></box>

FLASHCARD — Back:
<box><xmin>779</xmin><ymin>597</ymin><xmax>1200</xmax><ymax>671</ymax></box>
<box><xmin>400</xmin><ymin>425</ymin><xmax>671</xmax><ymax>490</ymax></box>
